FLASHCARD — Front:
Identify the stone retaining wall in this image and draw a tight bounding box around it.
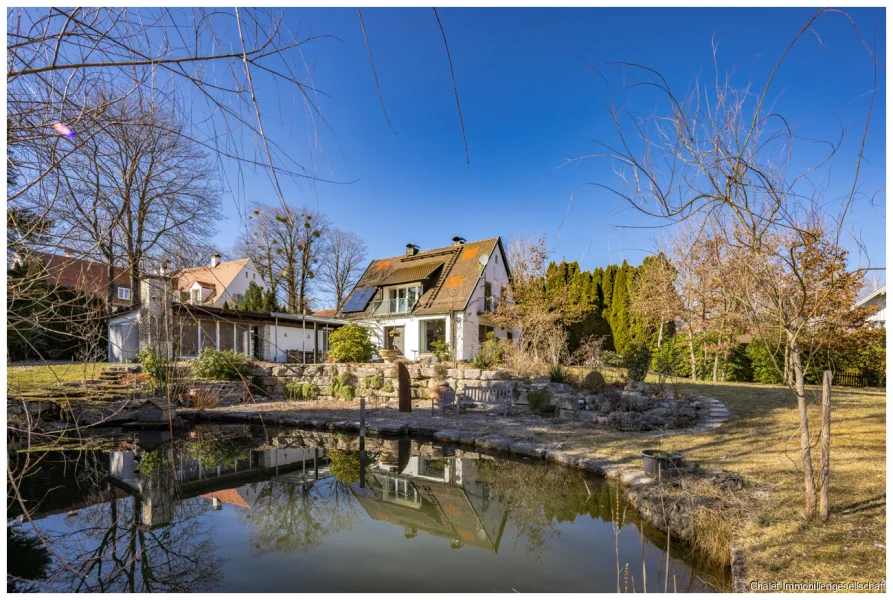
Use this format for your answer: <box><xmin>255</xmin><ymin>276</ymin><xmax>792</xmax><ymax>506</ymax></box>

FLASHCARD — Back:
<box><xmin>245</xmin><ymin>361</ymin><xmax>523</xmax><ymax>402</ymax></box>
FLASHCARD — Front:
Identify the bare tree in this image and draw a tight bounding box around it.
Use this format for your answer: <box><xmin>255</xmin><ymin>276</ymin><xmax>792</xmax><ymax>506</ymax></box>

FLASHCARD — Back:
<box><xmin>578</xmin><ymin>8</ymin><xmax>879</xmax><ymax>520</ymax></box>
<box><xmin>318</xmin><ymin>228</ymin><xmax>367</xmax><ymax>310</ymax></box>
<box><xmin>237</xmin><ymin>202</ymin><xmax>329</xmax><ymax>313</ymax></box>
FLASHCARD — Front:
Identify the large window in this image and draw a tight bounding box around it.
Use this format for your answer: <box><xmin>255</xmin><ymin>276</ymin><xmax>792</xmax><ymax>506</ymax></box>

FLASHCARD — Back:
<box><xmin>178</xmin><ymin>319</ymin><xmax>199</xmax><ymax>357</ymax></box>
<box><xmin>236</xmin><ymin>324</ymin><xmax>248</xmax><ymax>354</ymax></box>
<box><xmin>421</xmin><ymin>319</ymin><xmax>447</xmax><ymax>354</ymax></box>
<box><xmin>219</xmin><ymin>323</ymin><xmax>235</xmax><ymax>351</ymax></box>
<box><xmin>387</xmin><ymin>284</ymin><xmax>423</xmax><ymax>313</ymax></box>
<box><xmin>200</xmin><ymin>321</ymin><xmax>216</xmax><ymax>350</ymax></box>
<box><xmin>478</xmin><ymin>325</ymin><xmax>495</xmax><ymax>344</ymax></box>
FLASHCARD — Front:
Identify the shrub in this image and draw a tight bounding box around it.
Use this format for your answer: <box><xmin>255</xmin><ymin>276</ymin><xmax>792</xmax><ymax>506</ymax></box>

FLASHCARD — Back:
<box><xmin>330</xmin><ymin>371</ymin><xmax>356</xmax><ymax>401</ymax></box>
<box><xmin>338</xmin><ymin>384</ymin><xmax>356</xmax><ymax>401</ymax></box>
<box><xmin>381</xmin><ymin>383</ymin><xmax>395</xmax><ymax>393</ymax></box>
<box><xmin>527</xmin><ymin>389</ymin><xmax>552</xmax><ymax>414</ymax></box>
<box><xmin>602</xmin><ymin>350</ymin><xmax>624</xmax><ymax>368</ymax></box>
<box><xmin>192</xmin><ymin>348</ymin><xmax>248</xmax><ymax>381</ymax></box>
<box><xmin>549</xmin><ymin>364</ymin><xmax>568</xmax><ymax>383</ymax></box>
<box><xmin>472</xmin><ymin>352</ymin><xmax>493</xmax><ymax>370</ymax></box>
<box><xmin>581</xmin><ymin>370</ymin><xmax>606</xmax><ymax>393</ymax></box>
<box><xmin>302</xmin><ymin>382</ymin><xmax>319</xmax><ymax>401</ymax></box>
<box><xmin>361</xmin><ymin>373</ymin><xmax>383</xmax><ymax>390</ymax></box>
<box><xmin>433</xmin><ymin>362</ymin><xmax>449</xmax><ymax>382</ymax></box>
<box><xmin>328</xmin><ymin>324</ymin><xmax>374</xmax><ymax>363</ymax></box>
<box><xmin>328</xmin><ymin>449</ymin><xmax>361</xmax><ymax>483</ymax></box>
<box><xmin>137</xmin><ymin>347</ymin><xmax>170</xmax><ymax>384</ymax></box>
<box><xmin>429</xmin><ymin>339</ymin><xmax>451</xmax><ymax>363</ymax></box>
<box><xmin>285</xmin><ymin>381</ymin><xmax>304</xmax><ymax>401</ymax></box>
<box><xmin>624</xmin><ymin>344</ymin><xmax>651</xmax><ymax>382</ymax></box>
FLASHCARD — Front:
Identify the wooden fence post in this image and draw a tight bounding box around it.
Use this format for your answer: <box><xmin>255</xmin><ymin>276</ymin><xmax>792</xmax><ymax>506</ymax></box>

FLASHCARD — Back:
<box><xmin>820</xmin><ymin>370</ymin><xmax>832</xmax><ymax>522</ymax></box>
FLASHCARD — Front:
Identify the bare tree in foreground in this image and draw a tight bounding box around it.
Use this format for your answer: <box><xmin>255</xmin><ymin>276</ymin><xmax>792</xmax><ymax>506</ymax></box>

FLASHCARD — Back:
<box><xmin>578</xmin><ymin>8</ymin><xmax>880</xmax><ymax>520</ymax></box>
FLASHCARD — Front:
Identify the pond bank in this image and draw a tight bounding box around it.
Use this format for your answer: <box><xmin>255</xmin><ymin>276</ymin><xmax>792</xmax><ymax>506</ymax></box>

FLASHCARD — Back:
<box><xmin>183</xmin><ymin>396</ymin><xmax>745</xmax><ymax>586</ymax></box>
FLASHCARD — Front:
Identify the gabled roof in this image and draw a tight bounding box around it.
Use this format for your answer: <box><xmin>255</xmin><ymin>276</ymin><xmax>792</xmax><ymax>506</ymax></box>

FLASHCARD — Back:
<box><xmin>174</xmin><ymin>258</ymin><xmax>250</xmax><ymax>299</ymax></box>
<box><xmin>201</xmin><ymin>488</ymin><xmax>252</xmax><ymax>510</ymax></box>
<box><xmin>855</xmin><ymin>285</ymin><xmax>886</xmax><ymax>307</ymax></box>
<box><xmin>337</xmin><ymin>237</ymin><xmax>507</xmax><ymax>318</ymax></box>
<box><xmin>24</xmin><ymin>251</ymin><xmax>133</xmax><ymax>305</ymax></box>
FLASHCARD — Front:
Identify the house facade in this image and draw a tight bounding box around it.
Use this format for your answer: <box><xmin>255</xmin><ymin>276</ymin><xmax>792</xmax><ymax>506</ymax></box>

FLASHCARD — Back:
<box><xmin>107</xmin><ymin>255</ymin><xmax>344</xmax><ymax>363</ymax></box>
<box><xmin>174</xmin><ymin>254</ymin><xmax>264</xmax><ymax>307</ymax></box>
<box><xmin>855</xmin><ymin>285</ymin><xmax>886</xmax><ymax>328</ymax></box>
<box><xmin>14</xmin><ymin>250</ymin><xmax>135</xmax><ymax>308</ymax></box>
<box><xmin>336</xmin><ymin>237</ymin><xmax>517</xmax><ymax>361</ymax></box>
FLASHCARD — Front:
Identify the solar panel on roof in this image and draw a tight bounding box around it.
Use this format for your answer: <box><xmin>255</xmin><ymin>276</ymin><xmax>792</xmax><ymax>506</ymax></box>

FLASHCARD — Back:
<box><xmin>342</xmin><ymin>287</ymin><xmax>376</xmax><ymax>313</ymax></box>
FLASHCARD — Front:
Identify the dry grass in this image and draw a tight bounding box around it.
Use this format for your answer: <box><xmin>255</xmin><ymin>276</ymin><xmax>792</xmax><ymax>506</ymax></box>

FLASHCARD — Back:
<box><xmin>578</xmin><ymin>377</ymin><xmax>886</xmax><ymax>587</ymax></box>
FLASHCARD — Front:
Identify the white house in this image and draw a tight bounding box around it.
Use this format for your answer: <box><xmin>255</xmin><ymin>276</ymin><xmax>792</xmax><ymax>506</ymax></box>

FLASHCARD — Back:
<box><xmin>855</xmin><ymin>285</ymin><xmax>886</xmax><ymax>328</ymax></box>
<box><xmin>174</xmin><ymin>254</ymin><xmax>264</xmax><ymax>307</ymax></box>
<box><xmin>107</xmin><ymin>255</ymin><xmax>345</xmax><ymax>363</ymax></box>
<box><xmin>336</xmin><ymin>237</ymin><xmax>518</xmax><ymax>362</ymax></box>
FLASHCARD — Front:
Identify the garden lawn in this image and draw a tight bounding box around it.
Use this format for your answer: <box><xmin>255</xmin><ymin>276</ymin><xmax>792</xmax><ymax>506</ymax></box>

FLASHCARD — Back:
<box><xmin>7</xmin><ymin>362</ymin><xmax>122</xmax><ymax>394</ymax></box>
<box><xmin>573</xmin><ymin>376</ymin><xmax>886</xmax><ymax>589</ymax></box>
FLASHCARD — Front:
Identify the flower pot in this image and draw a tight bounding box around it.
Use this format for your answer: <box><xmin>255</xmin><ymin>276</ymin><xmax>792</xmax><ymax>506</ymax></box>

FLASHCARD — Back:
<box><xmin>379</xmin><ymin>349</ymin><xmax>399</xmax><ymax>363</ymax></box>
<box><xmin>641</xmin><ymin>449</ymin><xmax>684</xmax><ymax>478</ymax></box>
<box><xmin>431</xmin><ymin>382</ymin><xmax>452</xmax><ymax>400</ymax></box>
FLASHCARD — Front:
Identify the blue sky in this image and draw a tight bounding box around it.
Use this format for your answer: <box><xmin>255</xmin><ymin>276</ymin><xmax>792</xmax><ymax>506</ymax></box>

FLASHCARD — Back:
<box><xmin>216</xmin><ymin>7</ymin><xmax>885</xmax><ymax>285</ymax></box>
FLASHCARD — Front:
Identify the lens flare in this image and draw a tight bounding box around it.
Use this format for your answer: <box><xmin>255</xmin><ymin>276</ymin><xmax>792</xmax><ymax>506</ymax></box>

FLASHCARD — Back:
<box><xmin>52</xmin><ymin>122</ymin><xmax>76</xmax><ymax>139</ymax></box>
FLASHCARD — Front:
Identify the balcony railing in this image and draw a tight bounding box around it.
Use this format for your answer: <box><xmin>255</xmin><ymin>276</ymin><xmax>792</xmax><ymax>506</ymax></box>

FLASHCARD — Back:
<box><xmin>370</xmin><ymin>297</ymin><xmax>420</xmax><ymax>316</ymax></box>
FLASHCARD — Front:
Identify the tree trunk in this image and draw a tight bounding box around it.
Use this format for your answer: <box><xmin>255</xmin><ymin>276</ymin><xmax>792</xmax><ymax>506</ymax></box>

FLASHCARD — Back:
<box><xmin>712</xmin><ymin>334</ymin><xmax>721</xmax><ymax>382</ymax></box>
<box><xmin>820</xmin><ymin>370</ymin><xmax>832</xmax><ymax>522</ymax></box>
<box><xmin>657</xmin><ymin>319</ymin><xmax>664</xmax><ymax>348</ymax></box>
<box><xmin>790</xmin><ymin>338</ymin><xmax>817</xmax><ymax>520</ymax></box>
<box><xmin>783</xmin><ymin>344</ymin><xmax>791</xmax><ymax>386</ymax></box>
<box><xmin>687</xmin><ymin>327</ymin><xmax>697</xmax><ymax>381</ymax></box>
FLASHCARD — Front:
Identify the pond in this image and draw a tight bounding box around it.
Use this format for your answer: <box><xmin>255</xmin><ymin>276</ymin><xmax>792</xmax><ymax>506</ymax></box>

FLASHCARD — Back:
<box><xmin>8</xmin><ymin>425</ymin><xmax>729</xmax><ymax>593</ymax></box>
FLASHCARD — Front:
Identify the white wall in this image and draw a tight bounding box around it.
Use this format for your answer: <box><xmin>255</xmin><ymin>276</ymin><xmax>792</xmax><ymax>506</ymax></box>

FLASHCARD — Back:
<box><xmin>455</xmin><ymin>243</ymin><xmax>517</xmax><ymax>360</ymax></box>
<box><xmin>266</xmin><ymin>322</ymin><xmax>333</xmax><ymax>362</ymax></box>
<box><xmin>211</xmin><ymin>258</ymin><xmax>264</xmax><ymax>307</ymax></box>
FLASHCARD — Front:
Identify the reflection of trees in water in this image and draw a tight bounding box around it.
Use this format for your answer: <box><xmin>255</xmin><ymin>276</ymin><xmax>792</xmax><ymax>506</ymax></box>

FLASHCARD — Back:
<box><xmin>473</xmin><ymin>459</ymin><xmax>599</xmax><ymax>559</ymax></box>
<box><xmin>25</xmin><ymin>492</ymin><xmax>218</xmax><ymax>592</ymax></box>
<box><xmin>241</xmin><ymin>477</ymin><xmax>362</xmax><ymax>554</ymax></box>
<box><xmin>7</xmin><ymin>523</ymin><xmax>52</xmax><ymax>592</ymax></box>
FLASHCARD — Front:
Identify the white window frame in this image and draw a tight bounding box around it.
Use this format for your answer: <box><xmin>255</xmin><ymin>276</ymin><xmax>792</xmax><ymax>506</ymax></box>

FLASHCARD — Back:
<box><xmin>117</xmin><ymin>287</ymin><xmax>131</xmax><ymax>301</ymax></box>
<box><xmin>191</xmin><ymin>288</ymin><xmax>202</xmax><ymax>304</ymax></box>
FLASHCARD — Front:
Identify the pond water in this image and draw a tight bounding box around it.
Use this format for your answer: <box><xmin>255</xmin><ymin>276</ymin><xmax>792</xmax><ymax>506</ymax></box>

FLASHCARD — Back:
<box><xmin>8</xmin><ymin>425</ymin><xmax>729</xmax><ymax>593</ymax></box>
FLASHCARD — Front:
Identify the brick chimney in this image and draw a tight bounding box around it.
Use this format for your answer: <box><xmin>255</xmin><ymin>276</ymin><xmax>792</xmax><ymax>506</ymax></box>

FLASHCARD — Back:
<box><xmin>405</xmin><ymin>243</ymin><xmax>419</xmax><ymax>257</ymax></box>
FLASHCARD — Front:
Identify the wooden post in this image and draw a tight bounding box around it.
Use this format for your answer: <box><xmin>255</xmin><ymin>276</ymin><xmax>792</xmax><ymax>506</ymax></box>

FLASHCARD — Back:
<box><xmin>359</xmin><ymin>397</ymin><xmax>367</xmax><ymax>489</ymax></box>
<box><xmin>820</xmin><ymin>370</ymin><xmax>832</xmax><ymax>521</ymax></box>
<box><xmin>397</xmin><ymin>362</ymin><xmax>411</xmax><ymax>413</ymax></box>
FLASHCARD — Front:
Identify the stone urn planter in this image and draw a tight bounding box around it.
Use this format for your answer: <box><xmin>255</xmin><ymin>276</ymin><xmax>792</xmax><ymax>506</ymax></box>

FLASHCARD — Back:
<box><xmin>379</xmin><ymin>349</ymin><xmax>400</xmax><ymax>363</ymax></box>
<box><xmin>641</xmin><ymin>449</ymin><xmax>684</xmax><ymax>477</ymax></box>
<box><xmin>431</xmin><ymin>381</ymin><xmax>453</xmax><ymax>401</ymax></box>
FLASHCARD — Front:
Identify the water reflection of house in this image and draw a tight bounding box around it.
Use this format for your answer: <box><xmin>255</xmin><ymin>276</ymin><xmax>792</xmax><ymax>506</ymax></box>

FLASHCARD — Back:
<box><xmin>108</xmin><ymin>444</ymin><xmax>330</xmax><ymax>526</ymax></box>
<box><xmin>351</xmin><ymin>456</ymin><xmax>508</xmax><ymax>552</ymax></box>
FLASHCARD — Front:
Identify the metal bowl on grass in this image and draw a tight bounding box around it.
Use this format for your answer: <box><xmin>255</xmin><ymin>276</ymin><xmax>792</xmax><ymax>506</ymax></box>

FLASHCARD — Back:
<box><xmin>641</xmin><ymin>449</ymin><xmax>684</xmax><ymax>478</ymax></box>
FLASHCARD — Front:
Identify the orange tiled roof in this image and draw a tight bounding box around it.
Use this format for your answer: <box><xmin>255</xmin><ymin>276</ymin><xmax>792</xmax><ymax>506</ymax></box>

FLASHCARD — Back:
<box><xmin>337</xmin><ymin>238</ymin><xmax>504</xmax><ymax>318</ymax></box>
<box><xmin>175</xmin><ymin>259</ymin><xmax>249</xmax><ymax>300</ymax></box>
<box><xmin>312</xmin><ymin>309</ymin><xmax>337</xmax><ymax>318</ymax></box>
<box><xmin>201</xmin><ymin>488</ymin><xmax>251</xmax><ymax>510</ymax></box>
